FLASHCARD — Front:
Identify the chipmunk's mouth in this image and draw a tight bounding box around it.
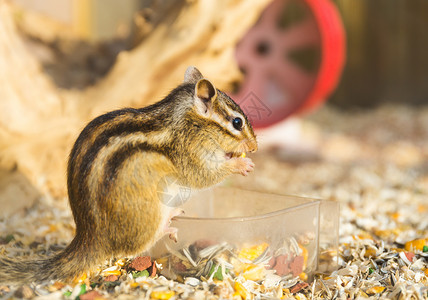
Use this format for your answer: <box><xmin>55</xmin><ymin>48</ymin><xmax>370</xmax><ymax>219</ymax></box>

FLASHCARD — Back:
<box><xmin>225</xmin><ymin>152</ymin><xmax>246</xmax><ymax>160</ymax></box>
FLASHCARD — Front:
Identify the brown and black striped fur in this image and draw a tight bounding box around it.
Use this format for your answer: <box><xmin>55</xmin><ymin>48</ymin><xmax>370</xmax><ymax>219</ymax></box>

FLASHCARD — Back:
<box><xmin>0</xmin><ymin>67</ymin><xmax>257</xmax><ymax>284</ymax></box>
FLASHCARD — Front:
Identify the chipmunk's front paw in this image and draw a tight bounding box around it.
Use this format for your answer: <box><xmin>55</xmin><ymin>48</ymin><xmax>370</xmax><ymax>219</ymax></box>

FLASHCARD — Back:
<box><xmin>163</xmin><ymin>208</ymin><xmax>184</xmax><ymax>243</ymax></box>
<box><xmin>231</xmin><ymin>157</ymin><xmax>255</xmax><ymax>176</ymax></box>
<box><xmin>164</xmin><ymin>225</ymin><xmax>179</xmax><ymax>243</ymax></box>
<box><xmin>168</xmin><ymin>228</ymin><xmax>178</xmax><ymax>243</ymax></box>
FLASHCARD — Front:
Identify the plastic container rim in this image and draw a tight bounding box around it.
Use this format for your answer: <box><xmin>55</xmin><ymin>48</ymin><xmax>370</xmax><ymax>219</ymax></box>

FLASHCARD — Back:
<box><xmin>174</xmin><ymin>190</ymin><xmax>327</xmax><ymax>222</ymax></box>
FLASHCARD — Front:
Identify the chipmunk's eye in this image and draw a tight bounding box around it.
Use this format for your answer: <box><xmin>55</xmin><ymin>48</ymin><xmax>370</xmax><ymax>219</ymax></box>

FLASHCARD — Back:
<box><xmin>232</xmin><ymin>117</ymin><xmax>243</xmax><ymax>131</ymax></box>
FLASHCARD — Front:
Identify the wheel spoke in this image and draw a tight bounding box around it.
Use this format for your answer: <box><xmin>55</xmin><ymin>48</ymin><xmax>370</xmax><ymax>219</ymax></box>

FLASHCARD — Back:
<box><xmin>277</xmin><ymin>17</ymin><xmax>320</xmax><ymax>50</ymax></box>
<box><xmin>236</xmin><ymin>27</ymin><xmax>277</xmax><ymax>71</ymax></box>
<box><xmin>272</xmin><ymin>58</ymin><xmax>315</xmax><ymax>102</ymax></box>
<box><xmin>258</xmin><ymin>0</ymin><xmax>292</xmax><ymax>29</ymax></box>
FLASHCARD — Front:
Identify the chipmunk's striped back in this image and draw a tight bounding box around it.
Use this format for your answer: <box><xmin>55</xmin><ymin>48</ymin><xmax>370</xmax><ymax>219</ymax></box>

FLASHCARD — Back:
<box><xmin>67</xmin><ymin>85</ymin><xmax>193</xmax><ymax>221</ymax></box>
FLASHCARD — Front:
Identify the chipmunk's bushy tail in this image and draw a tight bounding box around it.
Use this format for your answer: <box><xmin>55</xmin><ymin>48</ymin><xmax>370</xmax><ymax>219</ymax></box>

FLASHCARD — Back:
<box><xmin>0</xmin><ymin>236</ymin><xmax>98</xmax><ymax>284</ymax></box>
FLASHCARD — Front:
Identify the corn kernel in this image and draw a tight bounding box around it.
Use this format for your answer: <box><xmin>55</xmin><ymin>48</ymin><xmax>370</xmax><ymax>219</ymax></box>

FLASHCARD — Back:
<box><xmin>115</xmin><ymin>258</ymin><xmax>126</xmax><ymax>267</ymax></box>
<box><xmin>366</xmin><ymin>286</ymin><xmax>385</xmax><ymax>295</ymax></box>
<box><xmin>232</xmin><ymin>292</ymin><xmax>242</xmax><ymax>300</ymax></box>
<box><xmin>73</xmin><ymin>273</ymin><xmax>87</xmax><ymax>284</ymax></box>
<box><xmin>298</xmin><ymin>244</ymin><xmax>308</xmax><ymax>268</ymax></box>
<box><xmin>242</xmin><ymin>265</ymin><xmax>265</xmax><ymax>281</ymax></box>
<box><xmin>234</xmin><ymin>282</ymin><xmax>248</xmax><ymax>299</ymax></box>
<box><xmin>404</xmin><ymin>239</ymin><xmax>427</xmax><ymax>252</ymax></box>
<box><xmin>102</xmin><ymin>270</ymin><xmax>121</xmax><ymax>276</ymax></box>
<box><xmin>240</xmin><ymin>153</ymin><xmax>246</xmax><ymax>158</ymax></box>
<box><xmin>299</xmin><ymin>272</ymin><xmax>308</xmax><ymax>281</ymax></box>
<box><xmin>151</xmin><ymin>291</ymin><xmax>175</xmax><ymax>299</ymax></box>
<box><xmin>364</xmin><ymin>248</ymin><xmax>377</xmax><ymax>258</ymax></box>
<box><xmin>238</xmin><ymin>243</ymin><xmax>269</xmax><ymax>261</ymax></box>
<box><xmin>130</xmin><ymin>282</ymin><xmax>139</xmax><ymax>288</ymax></box>
<box><xmin>390</xmin><ymin>212</ymin><xmax>400</xmax><ymax>220</ymax></box>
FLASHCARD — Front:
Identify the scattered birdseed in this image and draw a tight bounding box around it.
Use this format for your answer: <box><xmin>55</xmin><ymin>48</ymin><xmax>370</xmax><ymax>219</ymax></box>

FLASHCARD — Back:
<box><xmin>149</xmin><ymin>260</ymin><xmax>158</xmax><ymax>277</ymax></box>
<box><xmin>290</xmin><ymin>282</ymin><xmax>309</xmax><ymax>293</ymax></box>
<box><xmin>1</xmin><ymin>104</ymin><xmax>427</xmax><ymax>299</ymax></box>
<box><xmin>128</xmin><ymin>256</ymin><xmax>152</xmax><ymax>271</ymax></box>
<box><xmin>104</xmin><ymin>275</ymin><xmax>118</xmax><ymax>282</ymax></box>
<box><xmin>151</xmin><ymin>290</ymin><xmax>175</xmax><ymax>299</ymax></box>
<box><xmin>79</xmin><ymin>290</ymin><xmax>105</xmax><ymax>300</ymax></box>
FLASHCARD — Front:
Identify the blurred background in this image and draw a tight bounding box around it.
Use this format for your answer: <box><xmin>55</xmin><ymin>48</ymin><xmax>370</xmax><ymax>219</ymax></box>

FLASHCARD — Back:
<box><xmin>334</xmin><ymin>0</ymin><xmax>428</xmax><ymax>107</ymax></box>
<box><xmin>8</xmin><ymin>0</ymin><xmax>428</xmax><ymax>106</ymax></box>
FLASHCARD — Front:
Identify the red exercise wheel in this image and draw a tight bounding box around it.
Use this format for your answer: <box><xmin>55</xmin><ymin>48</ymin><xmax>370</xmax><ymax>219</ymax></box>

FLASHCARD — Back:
<box><xmin>231</xmin><ymin>0</ymin><xmax>346</xmax><ymax>128</ymax></box>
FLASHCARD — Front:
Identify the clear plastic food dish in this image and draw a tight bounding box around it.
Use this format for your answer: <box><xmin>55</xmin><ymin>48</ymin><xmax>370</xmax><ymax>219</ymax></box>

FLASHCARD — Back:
<box><xmin>150</xmin><ymin>187</ymin><xmax>339</xmax><ymax>284</ymax></box>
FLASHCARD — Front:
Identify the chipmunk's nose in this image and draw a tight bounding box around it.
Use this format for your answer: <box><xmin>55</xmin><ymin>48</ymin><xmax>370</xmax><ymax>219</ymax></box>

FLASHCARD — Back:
<box><xmin>247</xmin><ymin>139</ymin><xmax>258</xmax><ymax>153</ymax></box>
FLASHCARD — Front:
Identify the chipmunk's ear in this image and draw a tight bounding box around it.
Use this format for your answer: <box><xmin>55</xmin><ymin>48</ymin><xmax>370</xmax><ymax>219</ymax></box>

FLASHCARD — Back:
<box><xmin>184</xmin><ymin>66</ymin><xmax>204</xmax><ymax>84</ymax></box>
<box><xmin>194</xmin><ymin>78</ymin><xmax>217</xmax><ymax>115</ymax></box>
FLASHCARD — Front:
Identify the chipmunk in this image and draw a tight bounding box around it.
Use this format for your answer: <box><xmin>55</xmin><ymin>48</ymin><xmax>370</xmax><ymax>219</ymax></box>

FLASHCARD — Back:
<box><xmin>0</xmin><ymin>66</ymin><xmax>257</xmax><ymax>284</ymax></box>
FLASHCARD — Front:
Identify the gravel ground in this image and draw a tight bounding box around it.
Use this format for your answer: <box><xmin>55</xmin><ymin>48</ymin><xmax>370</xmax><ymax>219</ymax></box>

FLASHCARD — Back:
<box><xmin>1</xmin><ymin>104</ymin><xmax>427</xmax><ymax>299</ymax></box>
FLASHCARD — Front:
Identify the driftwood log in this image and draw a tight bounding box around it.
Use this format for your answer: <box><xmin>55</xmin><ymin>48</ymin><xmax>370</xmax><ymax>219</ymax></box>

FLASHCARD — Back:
<box><xmin>0</xmin><ymin>0</ymin><xmax>270</xmax><ymax>216</ymax></box>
